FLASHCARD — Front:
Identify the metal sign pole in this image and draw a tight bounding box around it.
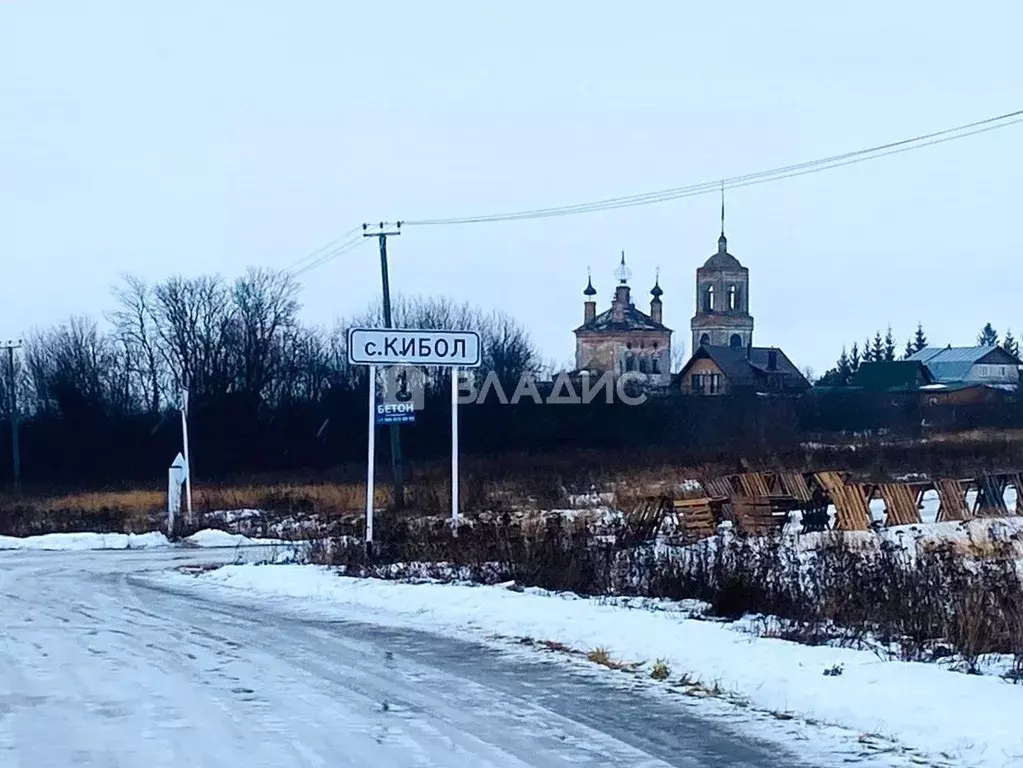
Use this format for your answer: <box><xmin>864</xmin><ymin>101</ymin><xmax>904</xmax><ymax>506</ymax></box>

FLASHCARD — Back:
<box><xmin>365</xmin><ymin>365</ymin><xmax>377</xmax><ymax>545</ymax></box>
<box><xmin>451</xmin><ymin>367</ymin><xmax>459</xmax><ymax>537</ymax></box>
<box><xmin>180</xmin><ymin>389</ymin><xmax>192</xmax><ymax>525</ymax></box>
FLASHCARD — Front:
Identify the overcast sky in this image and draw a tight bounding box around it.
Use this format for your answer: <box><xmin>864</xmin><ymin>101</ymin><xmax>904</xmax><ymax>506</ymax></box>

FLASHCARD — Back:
<box><xmin>2</xmin><ymin>1</ymin><xmax>1021</xmax><ymax>374</ymax></box>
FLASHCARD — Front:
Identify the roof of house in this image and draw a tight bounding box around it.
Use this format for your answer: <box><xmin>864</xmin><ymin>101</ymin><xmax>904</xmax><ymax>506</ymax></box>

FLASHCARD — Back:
<box><xmin>850</xmin><ymin>360</ymin><xmax>933</xmax><ymax>391</ymax></box>
<box><xmin>906</xmin><ymin>345</ymin><xmax>1021</xmax><ymax>382</ymax></box>
<box><xmin>574</xmin><ymin>303</ymin><xmax>670</xmax><ymax>334</ymax></box>
<box><xmin>682</xmin><ymin>345</ymin><xmax>810</xmax><ymax>390</ymax></box>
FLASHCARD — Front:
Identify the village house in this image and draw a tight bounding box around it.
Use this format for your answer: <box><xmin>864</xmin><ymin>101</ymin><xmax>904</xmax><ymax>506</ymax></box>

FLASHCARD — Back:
<box><xmin>678</xmin><ymin>345</ymin><xmax>809</xmax><ymax>395</ymax></box>
<box><xmin>906</xmin><ymin>345</ymin><xmax>1021</xmax><ymax>387</ymax></box>
<box><xmin>838</xmin><ymin>347</ymin><xmax>1022</xmax><ymax>406</ymax></box>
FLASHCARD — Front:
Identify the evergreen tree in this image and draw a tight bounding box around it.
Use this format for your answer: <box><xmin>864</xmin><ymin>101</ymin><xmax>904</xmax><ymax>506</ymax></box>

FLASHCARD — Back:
<box><xmin>850</xmin><ymin>342</ymin><xmax>861</xmax><ymax>372</ymax></box>
<box><xmin>1003</xmin><ymin>328</ymin><xmax>1019</xmax><ymax>358</ymax></box>
<box><xmin>883</xmin><ymin>326</ymin><xmax>896</xmax><ymax>361</ymax></box>
<box><xmin>977</xmin><ymin>322</ymin><xmax>999</xmax><ymax>346</ymax></box>
<box><xmin>862</xmin><ymin>337</ymin><xmax>873</xmax><ymax>363</ymax></box>
<box><xmin>836</xmin><ymin>347</ymin><xmax>852</xmax><ymax>384</ymax></box>
<box><xmin>871</xmin><ymin>331</ymin><xmax>884</xmax><ymax>362</ymax></box>
<box><xmin>903</xmin><ymin>338</ymin><xmax>914</xmax><ymax>359</ymax></box>
<box><xmin>913</xmin><ymin>322</ymin><xmax>927</xmax><ymax>353</ymax></box>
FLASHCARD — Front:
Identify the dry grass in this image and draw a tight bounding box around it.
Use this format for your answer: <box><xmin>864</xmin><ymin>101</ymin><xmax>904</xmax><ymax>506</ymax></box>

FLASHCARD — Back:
<box><xmin>2</xmin><ymin>482</ymin><xmax>374</xmax><ymax>517</ymax></box>
<box><xmin>585</xmin><ymin>647</ymin><xmax>643</xmax><ymax>672</ymax></box>
<box><xmin>650</xmin><ymin>660</ymin><xmax>670</xmax><ymax>681</ymax></box>
<box><xmin>0</xmin><ymin>481</ymin><xmax>378</xmax><ymax>537</ymax></box>
<box><xmin>924</xmin><ymin>428</ymin><xmax>1023</xmax><ymax>445</ymax></box>
<box><xmin>540</xmin><ymin>640</ymin><xmax>572</xmax><ymax>653</ymax></box>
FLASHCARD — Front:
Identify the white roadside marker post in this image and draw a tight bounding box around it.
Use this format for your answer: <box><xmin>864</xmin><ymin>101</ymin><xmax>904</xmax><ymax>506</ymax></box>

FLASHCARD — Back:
<box><xmin>167</xmin><ymin>452</ymin><xmax>186</xmax><ymax>537</ymax></box>
<box><xmin>365</xmin><ymin>365</ymin><xmax>377</xmax><ymax>546</ymax></box>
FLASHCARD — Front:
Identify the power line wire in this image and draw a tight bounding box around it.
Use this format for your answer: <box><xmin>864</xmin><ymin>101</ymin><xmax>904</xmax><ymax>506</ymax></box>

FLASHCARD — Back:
<box><xmin>483</xmin><ymin>116</ymin><xmax>1023</xmax><ymax>220</ymax></box>
<box><xmin>284</xmin><ymin>226</ymin><xmax>362</xmax><ymax>273</ymax></box>
<box><xmin>290</xmin><ymin>234</ymin><xmax>366</xmax><ymax>277</ymax></box>
<box><xmin>401</xmin><ymin>108</ymin><xmax>1023</xmax><ymax>226</ymax></box>
<box><xmin>291</xmin><ymin>107</ymin><xmax>1023</xmax><ymax>272</ymax></box>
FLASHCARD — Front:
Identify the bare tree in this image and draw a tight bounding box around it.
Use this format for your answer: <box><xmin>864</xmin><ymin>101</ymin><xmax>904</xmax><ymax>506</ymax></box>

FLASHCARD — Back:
<box><xmin>477</xmin><ymin>309</ymin><xmax>539</xmax><ymax>389</ymax></box>
<box><xmin>267</xmin><ymin>325</ymin><xmax>336</xmax><ymax>407</ymax></box>
<box><xmin>109</xmin><ymin>276</ymin><xmax>166</xmax><ymax>413</ymax></box>
<box><xmin>152</xmin><ymin>275</ymin><xmax>235</xmax><ymax>402</ymax></box>
<box><xmin>24</xmin><ymin>317</ymin><xmax>117</xmax><ymax>418</ymax></box>
<box><xmin>671</xmin><ymin>340</ymin><xmax>689</xmax><ymax>373</ymax></box>
<box><xmin>229</xmin><ymin>267</ymin><xmax>301</xmax><ymax>404</ymax></box>
<box><xmin>0</xmin><ymin>347</ymin><xmax>29</xmax><ymax>420</ymax></box>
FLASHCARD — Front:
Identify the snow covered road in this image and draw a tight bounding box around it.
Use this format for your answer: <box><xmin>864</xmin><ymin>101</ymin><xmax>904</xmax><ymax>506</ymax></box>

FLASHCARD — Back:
<box><xmin>0</xmin><ymin>548</ymin><xmax>817</xmax><ymax>768</ymax></box>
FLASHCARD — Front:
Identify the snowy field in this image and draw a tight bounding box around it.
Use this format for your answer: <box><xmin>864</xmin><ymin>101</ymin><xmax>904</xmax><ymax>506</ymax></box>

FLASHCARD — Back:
<box><xmin>162</xmin><ymin>563</ymin><xmax>1023</xmax><ymax>768</ymax></box>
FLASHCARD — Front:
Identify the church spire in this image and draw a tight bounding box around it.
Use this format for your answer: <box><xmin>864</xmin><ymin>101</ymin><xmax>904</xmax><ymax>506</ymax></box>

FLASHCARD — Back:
<box><xmin>650</xmin><ymin>267</ymin><xmax>663</xmax><ymax>298</ymax></box>
<box><xmin>718</xmin><ymin>182</ymin><xmax>727</xmax><ymax>253</ymax></box>
<box><xmin>583</xmin><ymin>267</ymin><xmax>596</xmax><ymax>297</ymax></box>
<box><xmin>614</xmin><ymin>250</ymin><xmax>632</xmax><ymax>285</ymax></box>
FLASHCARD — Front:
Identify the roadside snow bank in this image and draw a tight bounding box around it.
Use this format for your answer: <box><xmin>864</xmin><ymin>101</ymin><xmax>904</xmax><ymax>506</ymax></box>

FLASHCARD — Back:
<box><xmin>0</xmin><ymin>528</ymin><xmax>297</xmax><ymax>552</ymax></box>
<box><xmin>184</xmin><ymin>529</ymin><xmax>290</xmax><ymax>548</ymax></box>
<box><xmin>171</xmin><ymin>564</ymin><xmax>1023</xmax><ymax>768</ymax></box>
<box><xmin>0</xmin><ymin>531</ymin><xmax>171</xmax><ymax>551</ymax></box>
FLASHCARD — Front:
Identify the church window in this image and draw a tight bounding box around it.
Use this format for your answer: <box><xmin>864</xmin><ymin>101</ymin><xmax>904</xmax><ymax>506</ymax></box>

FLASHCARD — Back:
<box><xmin>728</xmin><ymin>285</ymin><xmax>737</xmax><ymax>310</ymax></box>
<box><xmin>652</xmin><ymin>342</ymin><xmax>658</xmax><ymax>350</ymax></box>
<box><xmin>652</xmin><ymin>357</ymin><xmax>661</xmax><ymax>374</ymax></box>
<box><xmin>730</xmin><ymin>334</ymin><xmax>743</xmax><ymax>350</ymax></box>
<box><xmin>704</xmin><ymin>286</ymin><xmax>715</xmax><ymax>311</ymax></box>
<box><xmin>625</xmin><ymin>355</ymin><xmax>636</xmax><ymax>372</ymax></box>
<box><xmin>700</xmin><ymin>333</ymin><xmax>710</xmax><ymax>347</ymax></box>
<box><xmin>691</xmin><ymin>374</ymin><xmax>705</xmax><ymax>393</ymax></box>
<box><xmin>639</xmin><ymin>357</ymin><xmax>648</xmax><ymax>373</ymax></box>
<box><xmin>710</xmin><ymin>374</ymin><xmax>722</xmax><ymax>394</ymax></box>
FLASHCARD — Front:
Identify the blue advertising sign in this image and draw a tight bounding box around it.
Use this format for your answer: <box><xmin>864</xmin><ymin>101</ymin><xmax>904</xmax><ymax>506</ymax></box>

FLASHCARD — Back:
<box><xmin>376</xmin><ymin>401</ymin><xmax>415</xmax><ymax>425</ymax></box>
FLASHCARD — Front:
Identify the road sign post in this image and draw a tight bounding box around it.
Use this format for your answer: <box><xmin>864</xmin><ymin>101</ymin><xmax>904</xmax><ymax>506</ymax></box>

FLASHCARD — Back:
<box><xmin>365</xmin><ymin>365</ymin><xmax>377</xmax><ymax>545</ymax></box>
<box><xmin>451</xmin><ymin>367</ymin><xmax>460</xmax><ymax>536</ymax></box>
<box><xmin>348</xmin><ymin>328</ymin><xmax>481</xmax><ymax>545</ymax></box>
<box><xmin>180</xmin><ymin>388</ymin><xmax>193</xmax><ymax>527</ymax></box>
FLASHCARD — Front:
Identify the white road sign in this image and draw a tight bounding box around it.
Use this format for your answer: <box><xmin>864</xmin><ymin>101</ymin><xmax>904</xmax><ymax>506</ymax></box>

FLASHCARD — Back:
<box><xmin>347</xmin><ymin>328</ymin><xmax>481</xmax><ymax>368</ymax></box>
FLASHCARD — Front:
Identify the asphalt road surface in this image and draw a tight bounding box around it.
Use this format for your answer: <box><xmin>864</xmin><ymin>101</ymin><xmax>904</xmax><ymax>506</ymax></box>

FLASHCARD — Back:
<box><xmin>0</xmin><ymin>547</ymin><xmax>841</xmax><ymax>767</ymax></box>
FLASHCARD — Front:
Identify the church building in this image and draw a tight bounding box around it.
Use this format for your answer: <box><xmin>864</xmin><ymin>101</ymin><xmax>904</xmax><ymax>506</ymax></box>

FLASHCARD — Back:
<box><xmin>573</xmin><ymin>253</ymin><xmax>672</xmax><ymax>387</ymax></box>
<box><xmin>570</xmin><ymin>201</ymin><xmax>807</xmax><ymax>396</ymax></box>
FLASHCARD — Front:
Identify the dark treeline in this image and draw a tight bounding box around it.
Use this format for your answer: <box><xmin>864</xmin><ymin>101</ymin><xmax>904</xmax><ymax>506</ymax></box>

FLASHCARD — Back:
<box><xmin>2</xmin><ymin>385</ymin><xmax>1023</xmax><ymax>490</ymax></box>
<box><xmin>2</xmin><ymin>270</ymin><xmax>1023</xmax><ymax>489</ymax></box>
<box><xmin>0</xmin><ymin>270</ymin><xmax>542</xmax><ymax>422</ymax></box>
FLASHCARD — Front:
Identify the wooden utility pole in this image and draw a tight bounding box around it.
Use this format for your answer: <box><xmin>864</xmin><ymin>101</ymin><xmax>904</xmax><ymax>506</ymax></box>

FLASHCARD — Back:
<box><xmin>363</xmin><ymin>222</ymin><xmax>405</xmax><ymax>509</ymax></box>
<box><xmin>2</xmin><ymin>340</ymin><xmax>22</xmax><ymax>493</ymax></box>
